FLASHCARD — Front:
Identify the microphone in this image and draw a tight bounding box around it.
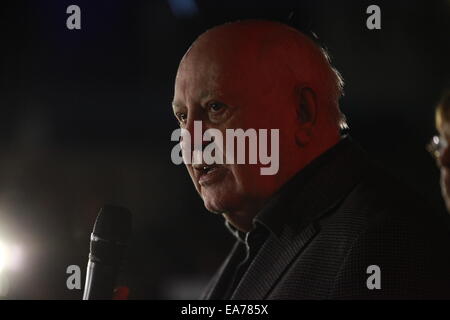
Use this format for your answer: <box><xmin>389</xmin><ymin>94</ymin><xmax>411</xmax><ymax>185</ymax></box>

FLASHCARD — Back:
<box><xmin>83</xmin><ymin>205</ymin><xmax>132</xmax><ymax>300</ymax></box>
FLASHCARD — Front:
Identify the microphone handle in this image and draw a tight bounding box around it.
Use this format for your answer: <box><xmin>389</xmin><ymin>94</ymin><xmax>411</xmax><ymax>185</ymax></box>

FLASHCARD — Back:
<box><xmin>83</xmin><ymin>260</ymin><xmax>118</xmax><ymax>300</ymax></box>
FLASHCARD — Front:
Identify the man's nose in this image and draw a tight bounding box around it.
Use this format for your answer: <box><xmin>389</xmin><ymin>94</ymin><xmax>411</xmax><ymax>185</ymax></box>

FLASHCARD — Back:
<box><xmin>184</xmin><ymin>117</ymin><xmax>198</xmax><ymax>140</ymax></box>
<box><xmin>184</xmin><ymin>118</ymin><xmax>212</xmax><ymax>151</ymax></box>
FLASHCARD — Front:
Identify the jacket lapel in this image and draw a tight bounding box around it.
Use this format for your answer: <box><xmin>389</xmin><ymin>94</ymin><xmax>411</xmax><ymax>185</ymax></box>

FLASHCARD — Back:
<box><xmin>230</xmin><ymin>223</ymin><xmax>318</xmax><ymax>300</ymax></box>
<box><xmin>202</xmin><ymin>241</ymin><xmax>242</xmax><ymax>300</ymax></box>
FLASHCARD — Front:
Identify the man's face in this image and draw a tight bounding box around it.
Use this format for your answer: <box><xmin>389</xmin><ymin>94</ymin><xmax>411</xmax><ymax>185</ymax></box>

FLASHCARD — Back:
<box><xmin>438</xmin><ymin>122</ymin><xmax>450</xmax><ymax>210</ymax></box>
<box><xmin>172</xmin><ymin>36</ymin><xmax>298</xmax><ymax>224</ymax></box>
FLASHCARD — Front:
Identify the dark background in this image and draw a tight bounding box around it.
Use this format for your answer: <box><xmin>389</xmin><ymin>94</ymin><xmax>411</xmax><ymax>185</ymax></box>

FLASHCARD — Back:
<box><xmin>0</xmin><ymin>0</ymin><xmax>448</xmax><ymax>299</ymax></box>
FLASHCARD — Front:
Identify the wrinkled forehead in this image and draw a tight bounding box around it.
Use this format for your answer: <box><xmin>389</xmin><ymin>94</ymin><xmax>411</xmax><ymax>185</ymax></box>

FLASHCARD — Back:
<box><xmin>174</xmin><ymin>35</ymin><xmax>268</xmax><ymax>104</ymax></box>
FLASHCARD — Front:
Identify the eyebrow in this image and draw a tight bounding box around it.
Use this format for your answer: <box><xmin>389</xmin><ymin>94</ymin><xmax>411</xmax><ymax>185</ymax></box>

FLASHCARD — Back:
<box><xmin>171</xmin><ymin>89</ymin><xmax>221</xmax><ymax>110</ymax></box>
<box><xmin>199</xmin><ymin>89</ymin><xmax>221</xmax><ymax>102</ymax></box>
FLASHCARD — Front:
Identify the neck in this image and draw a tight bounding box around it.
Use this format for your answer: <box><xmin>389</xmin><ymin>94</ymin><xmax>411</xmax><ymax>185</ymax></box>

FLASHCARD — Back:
<box><xmin>223</xmin><ymin>198</ymin><xmax>267</xmax><ymax>232</ymax></box>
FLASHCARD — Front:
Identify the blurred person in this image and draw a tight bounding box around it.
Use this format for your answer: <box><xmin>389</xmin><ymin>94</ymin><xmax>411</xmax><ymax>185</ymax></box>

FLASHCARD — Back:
<box><xmin>172</xmin><ymin>20</ymin><xmax>450</xmax><ymax>299</ymax></box>
<box><xmin>428</xmin><ymin>90</ymin><xmax>450</xmax><ymax>212</ymax></box>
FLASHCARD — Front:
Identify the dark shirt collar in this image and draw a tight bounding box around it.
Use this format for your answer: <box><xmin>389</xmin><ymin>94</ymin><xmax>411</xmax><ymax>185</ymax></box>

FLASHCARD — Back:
<box><xmin>225</xmin><ymin>220</ymin><xmax>247</xmax><ymax>243</ymax></box>
<box><xmin>226</xmin><ymin>136</ymin><xmax>368</xmax><ymax>242</ymax></box>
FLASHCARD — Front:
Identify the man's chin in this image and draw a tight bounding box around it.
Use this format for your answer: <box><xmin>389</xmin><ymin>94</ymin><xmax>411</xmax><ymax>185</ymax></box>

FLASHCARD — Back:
<box><xmin>203</xmin><ymin>199</ymin><xmax>226</xmax><ymax>215</ymax></box>
<box><xmin>201</xmin><ymin>192</ymin><xmax>232</xmax><ymax>215</ymax></box>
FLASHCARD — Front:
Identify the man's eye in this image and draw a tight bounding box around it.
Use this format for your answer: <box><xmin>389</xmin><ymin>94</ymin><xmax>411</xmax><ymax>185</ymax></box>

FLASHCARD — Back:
<box><xmin>208</xmin><ymin>102</ymin><xmax>225</xmax><ymax>112</ymax></box>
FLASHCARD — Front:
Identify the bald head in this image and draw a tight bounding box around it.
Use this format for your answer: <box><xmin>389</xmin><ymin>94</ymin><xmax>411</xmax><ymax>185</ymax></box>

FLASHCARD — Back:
<box><xmin>179</xmin><ymin>20</ymin><xmax>345</xmax><ymax>129</ymax></box>
<box><xmin>173</xmin><ymin>20</ymin><xmax>345</xmax><ymax>231</ymax></box>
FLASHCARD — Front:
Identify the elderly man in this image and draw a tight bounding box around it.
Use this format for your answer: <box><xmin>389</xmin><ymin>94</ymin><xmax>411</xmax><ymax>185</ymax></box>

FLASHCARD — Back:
<box><xmin>173</xmin><ymin>20</ymin><xmax>450</xmax><ymax>299</ymax></box>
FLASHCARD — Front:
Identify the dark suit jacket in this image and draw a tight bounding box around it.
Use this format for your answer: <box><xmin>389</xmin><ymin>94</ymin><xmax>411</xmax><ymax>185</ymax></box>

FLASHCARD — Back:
<box><xmin>202</xmin><ymin>138</ymin><xmax>450</xmax><ymax>299</ymax></box>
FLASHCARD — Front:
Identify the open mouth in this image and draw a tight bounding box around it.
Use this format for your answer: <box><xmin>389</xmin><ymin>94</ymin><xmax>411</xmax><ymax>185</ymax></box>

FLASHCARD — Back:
<box><xmin>201</xmin><ymin>164</ymin><xmax>218</xmax><ymax>175</ymax></box>
<box><xmin>193</xmin><ymin>164</ymin><xmax>224</xmax><ymax>185</ymax></box>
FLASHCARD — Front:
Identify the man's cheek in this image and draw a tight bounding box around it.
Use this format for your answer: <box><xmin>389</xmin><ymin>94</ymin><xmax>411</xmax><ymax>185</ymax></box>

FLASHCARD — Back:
<box><xmin>235</xmin><ymin>164</ymin><xmax>262</xmax><ymax>186</ymax></box>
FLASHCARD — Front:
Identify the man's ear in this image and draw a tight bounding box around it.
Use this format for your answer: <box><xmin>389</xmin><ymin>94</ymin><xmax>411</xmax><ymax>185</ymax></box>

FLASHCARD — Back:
<box><xmin>295</xmin><ymin>87</ymin><xmax>317</xmax><ymax>146</ymax></box>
